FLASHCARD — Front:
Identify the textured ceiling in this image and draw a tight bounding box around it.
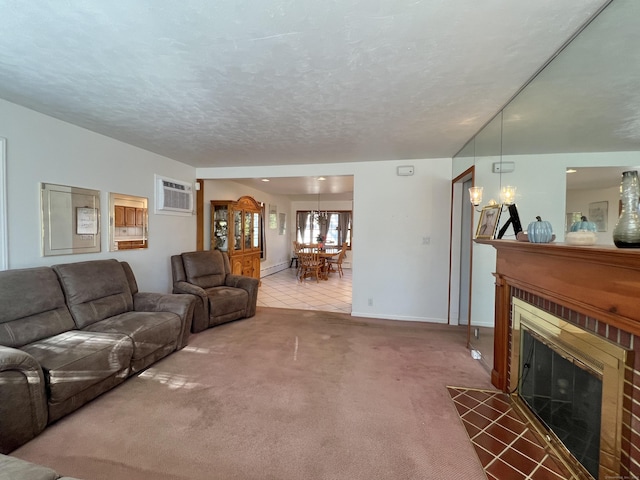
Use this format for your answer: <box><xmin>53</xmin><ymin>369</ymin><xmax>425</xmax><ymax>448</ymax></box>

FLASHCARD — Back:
<box><xmin>0</xmin><ymin>1</ymin><xmax>607</xmax><ymax>169</ymax></box>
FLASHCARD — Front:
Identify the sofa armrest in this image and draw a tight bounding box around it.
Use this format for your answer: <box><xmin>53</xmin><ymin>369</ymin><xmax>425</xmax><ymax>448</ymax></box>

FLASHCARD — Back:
<box><xmin>133</xmin><ymin>292</ymin><xmax>197</xmax><ymax>349</ymax></box>
<box><xmin>172</xmin><ymin>281</ymin><xmax>210</xmax><ymax>333</ymax></box>
<box><xmin>0</xmin><ymin>346</ymin><xmax>48</xmax><ymax>454</ymax></box>
<box><xmin>225</xmin><ymin>274</ymin><xmax>260</xmax><ymax>317</ymax></box>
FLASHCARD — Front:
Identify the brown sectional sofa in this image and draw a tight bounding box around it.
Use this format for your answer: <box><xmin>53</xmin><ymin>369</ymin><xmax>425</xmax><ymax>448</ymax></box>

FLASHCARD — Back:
<box><xmin>0</xmin><ymin>259</ymin><xmax>196</xmax><ymax>456</ymax></box>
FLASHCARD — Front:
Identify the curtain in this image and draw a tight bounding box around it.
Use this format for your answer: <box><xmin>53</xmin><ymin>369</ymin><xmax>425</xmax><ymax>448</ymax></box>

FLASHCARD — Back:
<box><xmin>337</xmin><ymin>212</ymin><xmax>351</xmax><ymax>246</ymax></box>
<box><xmin>297</xmin><ymin>211</ymin><xmax>309</xmax><ymax>243</ymax></box>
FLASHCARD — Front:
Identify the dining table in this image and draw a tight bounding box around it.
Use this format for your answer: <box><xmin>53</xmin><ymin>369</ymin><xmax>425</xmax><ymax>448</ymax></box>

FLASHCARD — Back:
<box><xmin>298</xmin><ymin>245</ymin><xmax>341</xmax><ymax>280</ymax></box>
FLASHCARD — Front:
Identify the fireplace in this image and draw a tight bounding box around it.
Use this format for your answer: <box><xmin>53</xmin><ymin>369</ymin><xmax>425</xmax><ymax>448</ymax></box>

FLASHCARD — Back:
<box><xmin>477</xmin><ymin>240</ymin><xmax>640</xmax><ymax>479</ymax></box>
<box><xmin>509</xmin><ymin>298</ymin><xmax>631</xmax><ymax>479</ymax></box>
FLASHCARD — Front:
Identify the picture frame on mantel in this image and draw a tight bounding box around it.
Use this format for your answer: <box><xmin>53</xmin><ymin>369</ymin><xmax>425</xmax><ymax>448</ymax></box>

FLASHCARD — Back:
<box><xmin>475</xmin><ymin>204</ymin><xmax>502</xmax><ymax>239</ymax></box>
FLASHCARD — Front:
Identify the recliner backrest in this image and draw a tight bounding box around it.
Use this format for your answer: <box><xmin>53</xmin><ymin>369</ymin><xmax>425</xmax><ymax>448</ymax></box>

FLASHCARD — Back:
<box><xmin>53</xmin><ymin>259</ymin><xmax>133</xmax><ymax>329</ymax></box>
<box><xmin>119</xmin><ymin>261</ymin><xmax>139</xmax><ymax>295</ymax></box>
<box><xmin>0</xmin><ymin>267</ymin><xmax>75</xmax><ymax>348</ymax></box>
<box><xmin>181</xmin><ymin>250</ymin><xmax>230</xmax><ymax>289</ymax></box>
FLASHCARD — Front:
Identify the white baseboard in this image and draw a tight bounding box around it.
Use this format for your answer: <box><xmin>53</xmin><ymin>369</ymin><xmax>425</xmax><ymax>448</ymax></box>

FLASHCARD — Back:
<box><xmin>261</xmin><ymin>262</ymin><xmax>291</xmax><ymax>277</ymax></box>
<box><xmin>350</xmin><ymin>312</ymin><xmax>447</xmax><ymax>323</ymax></box>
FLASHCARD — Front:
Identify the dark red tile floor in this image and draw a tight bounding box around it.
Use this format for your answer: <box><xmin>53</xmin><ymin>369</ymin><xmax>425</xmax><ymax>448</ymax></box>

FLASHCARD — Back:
<box><xmin>447</xmin><ymin>386</ymin><xmax>582</xmax><ymax>480</ymax></box>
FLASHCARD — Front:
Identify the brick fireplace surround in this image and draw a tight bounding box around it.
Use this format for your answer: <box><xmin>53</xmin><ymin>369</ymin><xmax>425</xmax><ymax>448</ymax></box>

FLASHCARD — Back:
<box><xmin>479</xmin><ymin>239</ymin><xmax>640</xmax><ymax>479</ymax></box>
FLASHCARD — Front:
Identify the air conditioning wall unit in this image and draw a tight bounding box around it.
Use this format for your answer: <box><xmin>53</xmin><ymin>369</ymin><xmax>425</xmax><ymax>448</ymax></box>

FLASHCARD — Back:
<box><xmin>154</xmin><ymin>175</ymin><xmax>194</xmax><ymax>215</ymax></box>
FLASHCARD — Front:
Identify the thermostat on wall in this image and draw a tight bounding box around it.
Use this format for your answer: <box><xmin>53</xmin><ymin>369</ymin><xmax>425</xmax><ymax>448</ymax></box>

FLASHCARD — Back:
<box><xmin>397</xmin><ymin>165</ymin><xmax>415</xmax><ymax>176</ymax></box>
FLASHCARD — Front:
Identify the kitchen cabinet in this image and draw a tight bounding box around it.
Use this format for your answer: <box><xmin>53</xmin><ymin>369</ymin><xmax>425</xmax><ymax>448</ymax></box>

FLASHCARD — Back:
<box><xmin>114</xmin><ymin>206</ymin><xmax>146</xmax><ymax>227</ymax></box>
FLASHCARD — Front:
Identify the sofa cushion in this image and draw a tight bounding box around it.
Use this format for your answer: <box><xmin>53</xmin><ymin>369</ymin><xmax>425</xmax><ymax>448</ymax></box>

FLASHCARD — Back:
<box><xmin>207</xmin><ymin>286</ymin><xmax>249</xmax><ymax>319</ymax></box>
<box><xmin>82</xmin><ymin>311</ymin><xmax>181</xmax><ymax>361</ymax></box>
<box><xmin>0</xmin><ymin>267</ymin><xmax>76</xmax><ymax>348</ymax></box>
<box><xmin>22</xmin><ymin>331</ymin><xmax>133</xmax><ymax>404</ymax></box>
<box><xmin>0</xmin><ymin>454</ymin><xmax>83</xmax><ymax>480</ymax></box>
<box><xmin>0</xmin><ymin>454</ymin><xmax>60</xmax><ymax>480</ymax></box>
<box><xmin>53</xmin><ymin>260</ymin><xmax>134</xmax><ymax>329</ymax></box>
<box><xmin>182</xmin><ymin>251</ymin><xmax>227</xmax><ymax>289</ymax></box>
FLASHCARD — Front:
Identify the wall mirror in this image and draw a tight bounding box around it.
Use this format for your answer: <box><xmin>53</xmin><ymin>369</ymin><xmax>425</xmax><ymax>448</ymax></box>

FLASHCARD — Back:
<box><xmin>566</xmin><ymin>166</ymin><xmax>640</xmax><ymax>244</ymax></box>
<box><xmin>41</xmin><ymin>182</ymin><xmax>101</xmax><ymax>256</ymax></box>
<box><xmin>108</xmin><ymin>192</ymin><xmax>148</xmax><ymax>251</ymax></box>
<box><xmin>451</xmin><ymin>0</ymin><xmax>640</xmax><ymax>366</ymax></box>
<box><xmin>501</xmin><ymin>0</ymin><xmax>640</xmax><ymax>206</ymax></box>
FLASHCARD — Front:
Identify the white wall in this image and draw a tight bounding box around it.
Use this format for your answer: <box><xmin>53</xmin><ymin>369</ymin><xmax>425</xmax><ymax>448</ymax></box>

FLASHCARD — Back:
<box><xmin>0</xmin><ymin>98</ymin><xmax>196</xmax><ymax>292</ymax></box>
<box><xmin>198</xmin><ymin>157</ymin><xmax>453</xmax><ymax>323</ymax></box>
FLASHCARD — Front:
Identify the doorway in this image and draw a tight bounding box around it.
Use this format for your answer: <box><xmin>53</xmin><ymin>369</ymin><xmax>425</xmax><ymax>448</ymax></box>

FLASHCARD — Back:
<box><xmin>448</xmin><ymin>167</ymin><xmax>475</xmax><ymax>348</ymax></box>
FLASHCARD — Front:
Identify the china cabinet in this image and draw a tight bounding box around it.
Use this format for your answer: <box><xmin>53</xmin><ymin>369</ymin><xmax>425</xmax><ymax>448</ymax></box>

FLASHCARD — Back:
<box><xmin>211</xmin><ymin>195</ymin><xmax>262</xmax><ymax>280</ymax></box>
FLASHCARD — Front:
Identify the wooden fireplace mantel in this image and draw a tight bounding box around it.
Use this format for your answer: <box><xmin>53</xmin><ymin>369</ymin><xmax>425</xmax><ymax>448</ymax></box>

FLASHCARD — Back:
<box><xmin>476</xmin><ymin>239</ymin><xmax>640</xmax><ymax>390</ymax></box>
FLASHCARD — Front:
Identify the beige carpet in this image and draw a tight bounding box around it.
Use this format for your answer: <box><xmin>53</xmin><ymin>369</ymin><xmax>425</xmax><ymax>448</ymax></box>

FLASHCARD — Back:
<box><xmin>12</xmin><ymin>308</ymin><xmax>492</xmax><ymax>480</ymax></box>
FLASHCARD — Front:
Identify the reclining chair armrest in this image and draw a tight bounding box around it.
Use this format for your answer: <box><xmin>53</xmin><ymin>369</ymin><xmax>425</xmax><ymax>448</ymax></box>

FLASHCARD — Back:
<box><xmin>0</xmin><ymin>346</ymin><xmax>48</xmax><ymax>454</ymax></box>
<box><xmin>172</xmin><ymin>281</ymin><xmax>209</xmax><ymax>333</ymax></box>
<box><xmin>133</xmin><ymin>292</ymin><xmax>197</xmax><ymax>349</ymax></box>
<box><xmin>225</xmin><ymin>274</ymin><xmax>260</xmax><ymax>318</ymax></box>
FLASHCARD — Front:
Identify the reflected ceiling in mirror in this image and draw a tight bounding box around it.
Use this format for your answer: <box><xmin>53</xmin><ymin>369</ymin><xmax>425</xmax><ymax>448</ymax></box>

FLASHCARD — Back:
<box><xmin>502</xmin><ymin>0</ymin><xmax>640</xmax><ymax>156</ymax></box>
<box><xmin>566</xmin><ymin>166</ymin><xmax>640</xmax><ymax>190</ymax></box>
<box><xmin>475</xmin><ymin>112</ymin><xmax>502</xmax><ymax>158</ymax></box>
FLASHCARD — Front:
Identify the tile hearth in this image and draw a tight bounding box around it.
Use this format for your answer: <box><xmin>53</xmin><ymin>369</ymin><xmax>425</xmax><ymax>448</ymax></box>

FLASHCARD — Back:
<box><xmin>448</xmin><ymin>387</ymin><xmax>578</xmax><ymax>480</ymax></box>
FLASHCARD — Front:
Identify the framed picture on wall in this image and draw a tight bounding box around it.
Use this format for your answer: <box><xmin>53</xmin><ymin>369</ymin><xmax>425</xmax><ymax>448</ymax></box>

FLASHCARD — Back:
<box><xmin>76</xmin><ymin>207</ymin><xmax>98</xmax><ymax>235</ymax></box>
<box><xmin>278</xmin><ymin>212</ymin><xmax>286</xmax><ymax>235</ymax></box>
<box><xmin>475</xmin><ymin>204</ymin><xmax>502</xmax><ymax>239</ymax></box>
<box><xmin>269</xmin><ymin>204</ymin><xmax>277</xmax><ymax>229</ymax></box>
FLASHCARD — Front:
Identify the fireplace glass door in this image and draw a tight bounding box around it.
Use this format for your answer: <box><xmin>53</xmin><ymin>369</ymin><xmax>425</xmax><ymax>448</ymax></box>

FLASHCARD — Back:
<box><xmin>519</xmin><ymin>329</ymin><xmax>602</xmax><ymax>478</ymax></box>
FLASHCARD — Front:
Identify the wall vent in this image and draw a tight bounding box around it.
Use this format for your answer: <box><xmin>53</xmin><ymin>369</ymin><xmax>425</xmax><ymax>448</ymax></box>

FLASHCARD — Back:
<box><xmin>155</xmin><ymin>175</ymin><xmax>193</xmax><ymax>215</ymax></box>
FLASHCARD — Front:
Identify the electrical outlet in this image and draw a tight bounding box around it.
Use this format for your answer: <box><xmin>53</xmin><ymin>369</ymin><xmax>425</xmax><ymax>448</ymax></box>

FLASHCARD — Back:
<box><xmin>422</xmin><ymin>236</ymin><xmax>430</xmax><ymax>245</ymax></box>
<box><xmin>368</xmin><ymin>298</ymin><xmax>373</xmax><ymax>306</ymax></box>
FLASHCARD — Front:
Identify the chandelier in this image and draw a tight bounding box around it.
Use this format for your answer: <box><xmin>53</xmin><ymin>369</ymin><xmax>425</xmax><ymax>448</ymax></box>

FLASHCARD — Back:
<box><xmin>312</xmin><ymin>193</ymin><xmax>328</xmax><ymax>225</ymax></box>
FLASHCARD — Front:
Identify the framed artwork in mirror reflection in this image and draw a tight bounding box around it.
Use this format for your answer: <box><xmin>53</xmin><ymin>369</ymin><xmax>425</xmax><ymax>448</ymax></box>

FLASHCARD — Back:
<box><xmin>475</xmin><ymin>204</ymin><xmax>502</xmax><ymax>239</ymax></box>
<box><xmin>588</xmin><ymin>201</ymin><xmax>608</xmax><ymax>231</ymax></box>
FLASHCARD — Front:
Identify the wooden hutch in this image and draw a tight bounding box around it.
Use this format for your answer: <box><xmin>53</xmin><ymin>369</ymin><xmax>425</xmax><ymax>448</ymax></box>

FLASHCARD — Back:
<box><xmin>211</xmin><ymin>195</ymin><xmax>262</xmax><ymax>281</ymax></box>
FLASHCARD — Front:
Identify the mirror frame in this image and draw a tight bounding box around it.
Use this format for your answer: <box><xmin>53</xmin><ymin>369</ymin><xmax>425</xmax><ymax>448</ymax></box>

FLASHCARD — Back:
<box><xmin>41</xmin><ymin>182</ymin><xmax>101</xmax><ymax>256</ymax></box>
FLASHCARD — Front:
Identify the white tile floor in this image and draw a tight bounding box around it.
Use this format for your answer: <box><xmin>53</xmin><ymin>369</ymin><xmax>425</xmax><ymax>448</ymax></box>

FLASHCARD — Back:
<box><xmin>257</xmin><ymin>266</ymin><xmax>352</xmax><ymax>314</ymax></box>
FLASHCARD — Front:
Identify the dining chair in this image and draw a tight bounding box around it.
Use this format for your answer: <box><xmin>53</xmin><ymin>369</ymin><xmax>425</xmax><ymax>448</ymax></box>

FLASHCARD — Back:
<box><xmin>297</xmin><ymin>251</ymin><xmax>322</xmax><ymax>282</ymax></box>
<box><xmin>289</xmin><ymin>241</ymin><xmax>300</xmax><ymax>269</ymax></box>
<box><xmin>327</xmin><ymin>243</ymin><xmax>347</xmax><ymax>278</ymax></box>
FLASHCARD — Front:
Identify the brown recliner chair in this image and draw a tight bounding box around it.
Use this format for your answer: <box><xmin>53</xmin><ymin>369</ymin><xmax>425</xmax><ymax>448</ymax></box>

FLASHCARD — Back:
<box><xmin>171</xmin><ymin>250</ymin><xmax>259</xmax><ymax>333</ymax></box>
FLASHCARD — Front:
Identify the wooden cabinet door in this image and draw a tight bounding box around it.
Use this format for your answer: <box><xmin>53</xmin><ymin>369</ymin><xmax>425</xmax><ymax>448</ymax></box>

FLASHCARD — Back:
<box><xmin>135</xmin><ymin>208</ymin><xmax>145</xmax><ymax>226</ymax></box>
<box><xmin>251</xmin><ymin>254</ymin><xmax>261</xmax><ymax>280</ymax></box>
<box><xmin>114</xmin><ymin>205</ymin><xmax>125</xmax><ymax>227</ymax></box>
<box><xmin>124</xmin><ymin>207</ymin><xmax>136</xmax><ymax>226</ymax></box>
<box><xmin>231</xmin><ymin>257</ymin><xmax>244</xmax><ymax>276</ymax></box>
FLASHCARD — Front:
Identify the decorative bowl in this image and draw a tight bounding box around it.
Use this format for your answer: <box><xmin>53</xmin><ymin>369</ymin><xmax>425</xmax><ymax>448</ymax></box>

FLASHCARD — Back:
<box><xmin>565</xmin><ymin>231</ymin><xmax>597</xmax><ymax>246</ymax></box>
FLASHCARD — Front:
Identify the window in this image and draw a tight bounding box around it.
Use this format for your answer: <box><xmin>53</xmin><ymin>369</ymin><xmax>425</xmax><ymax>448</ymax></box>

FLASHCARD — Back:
<box><xmin>295</xmin><ymin>210</ymin><xmax>352</xmax><ymax>248</ymax></box>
